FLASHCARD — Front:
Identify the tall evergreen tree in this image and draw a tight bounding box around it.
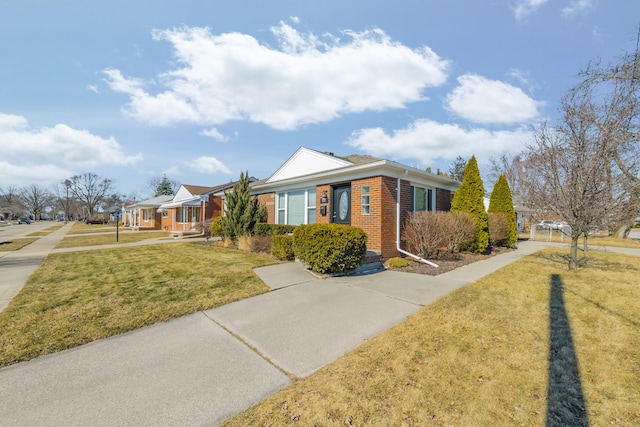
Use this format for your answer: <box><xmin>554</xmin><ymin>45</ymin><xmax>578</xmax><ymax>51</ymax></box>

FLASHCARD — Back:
<box><xmin>155</xmin><ymin>175</ymin><xmax>175</xmax><ymax>196</ymax></box>
<box><xmin>222</xmin><ymin>171</ymin><xmax>265</xmax><ymax>243</ymax></box>
<box><xmin>451</xmin><ymin>155</ymin><xmax>489</xmax><ymax>253</ymax></box>
<box><xmin>488</xmin><ymin>174</ymin><xmax>517</xmax><ymax>248</ymax></box>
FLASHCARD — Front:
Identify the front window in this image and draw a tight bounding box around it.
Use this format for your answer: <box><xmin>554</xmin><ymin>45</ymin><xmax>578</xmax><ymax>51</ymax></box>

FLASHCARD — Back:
<box><xmin>413</xmin><ymin>186</ymin><xmax>433</xmax><ymax>212</ymax></box>
<box><xmin>177</xmin><ymin>207</ymin><xmax>200</xmax><ymax>223</ymax></box>
<box><xmin>276</xmin><ymin>188</ymin><xmax>316</xmax><ymax>225</ymax></box>
<box><xmin>361</xmin><ymin>185</ymin><xmax>370</xmax><ymax>215</ymax></box>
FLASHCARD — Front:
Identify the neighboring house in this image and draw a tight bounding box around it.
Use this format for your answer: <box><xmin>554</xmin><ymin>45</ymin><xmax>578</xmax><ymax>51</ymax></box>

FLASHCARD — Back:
<box><xmin>158</xmin><ymin>182</ymin><xmax>235</xmax><ymax>235</ymax></box>
<box><xmin>124</xmin><ymin>195</ymin><xmax>174</xmax><ymax>230</ymax></box>
<box><xmin>250</xmin><ymin>147</ymin><xmax>460</xmax><ymax>261</ymax></box>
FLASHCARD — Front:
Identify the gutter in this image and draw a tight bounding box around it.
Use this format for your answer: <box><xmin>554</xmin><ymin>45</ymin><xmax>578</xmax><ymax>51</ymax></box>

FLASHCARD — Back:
<box><xmin>396</xmin><ymin>173</ymin><xmax>439</xmax><ymax>268</ymax></box>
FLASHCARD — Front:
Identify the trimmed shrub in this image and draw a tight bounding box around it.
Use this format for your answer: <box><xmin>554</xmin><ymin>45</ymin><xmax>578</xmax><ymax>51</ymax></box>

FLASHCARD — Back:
<box><xmin>272</xmin><ymin>235</ymin><xmax>294</xmax><ymax>261</ymax></box>
<box><xmin>386</xmin><ymin>257</ymin><xmax>409</xmax><ymax>268</ymax></box>
<box><xmin>442</xmin><ymin>211</ymin><xmax>477</xmax><ymax>253</ymax></box>
<box><xmin>403</xmin><ymin>211</ymin><xmax>446</xmax><ymax>258</ymax></box>
<box><xmin>251</xmin><ymin>235</ymin><xmax>272</xmax><ymax>254</ymax></box>
<box><xmin>254</xmin><ymin>223</ymin><xmax>296</xmax><ymax>236</ymax></box>
<box><xmin>488</xmin><ymin>212</ymin><xmax>510</xmax><ymax>247</ymax></box>
<box><xmin>293</xmin><ymin>224</ymin><xmax>367</xmax><ymax>274</ymax></box>
<box><xmin>210</xmin><ymin>216</ymin><xmax>224</xmax><ymax>237</ymax></box>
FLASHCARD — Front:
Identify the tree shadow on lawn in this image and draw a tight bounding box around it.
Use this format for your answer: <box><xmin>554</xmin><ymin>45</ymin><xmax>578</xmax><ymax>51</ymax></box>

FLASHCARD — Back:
<box><xmin>546</xmin><ymin>274</ymin><xmax>589</xmax><ymax>426</ymax></box>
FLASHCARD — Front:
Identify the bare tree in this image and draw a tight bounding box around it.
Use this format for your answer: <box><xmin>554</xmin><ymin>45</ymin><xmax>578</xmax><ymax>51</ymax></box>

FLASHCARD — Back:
<box><xmin>52</xmin><ymin>180</ymin><xmax>75</xmax><ymax>221</ymax></box>
<box><xmin>20</xmin><ymin>185</ymin><xmax>53</xmax><ymax>220</ymax></box>
<box><xmin>448</xmin><ymin>156</ymin><xmax>466</xmax><ymax>182</ymax></box>
<box><xmin>576</xmin><ymin>32</ymin><xmax>640</xmax><ymax>236</ymax></box>
<box><xmin>69</xmin><ymin>173</ymin><xmax>113</xmax><ymax>218</ymax></box>
<box><xmin>526</xmin><ymin>92</ymin><xmax>626</xmax><ymax>269</ymax></box>
<box><xmin>0</xmin><ymin>185</ymin><xmax>22</xmax><ymax>218</ymax></box>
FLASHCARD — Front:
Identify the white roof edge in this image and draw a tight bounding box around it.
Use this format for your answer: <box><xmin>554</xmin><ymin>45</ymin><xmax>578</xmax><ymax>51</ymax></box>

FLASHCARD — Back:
<box><xmin>252</xmin><ymin>160</ymin><xmax>459</xmax><ymax>193</ymax></box>
<box><xmin>265</xmin><ymin>147</ymin><xmax>353</xmax><ymax>184</ymax></box>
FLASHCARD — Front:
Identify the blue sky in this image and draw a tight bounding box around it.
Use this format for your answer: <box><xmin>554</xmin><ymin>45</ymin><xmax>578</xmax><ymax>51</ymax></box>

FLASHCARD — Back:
<box><xmin>1</xmin><ymin>0</ymin><xmax>638</xmax><ymax>198</ymax></box>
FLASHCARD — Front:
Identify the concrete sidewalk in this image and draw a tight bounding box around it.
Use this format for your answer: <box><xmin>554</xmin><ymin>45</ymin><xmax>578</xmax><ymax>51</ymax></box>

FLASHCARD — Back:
<box><xmin>0</xmin><ymin>239</ymin><xmax>559</xmax><ymax>426</ymax></box>
<box><xmin>0</xmin><ymin>222</ymin><xmax>74</xmax><ymax>313</ymax></box>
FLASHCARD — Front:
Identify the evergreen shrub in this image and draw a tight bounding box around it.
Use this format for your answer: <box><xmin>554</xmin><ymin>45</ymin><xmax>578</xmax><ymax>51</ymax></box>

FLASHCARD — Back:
<box><xmin>271</xmin><ymin>235</ymin><xmax>294</xmax><ymax>261</ymax></box>
<box><xmin>386</xmin><ymin>257</ymin><xmax>409</xmax><ymax>268</ymax></box>
<box><xmin>293</xmin><ymin>224</ymin><xmax>367</xmax><ymax>274</ymax></box>
<box><xmin>254</xmin><ymin>223</ymin><xmax>296</xmax><ymax>236</ymax></box>
<box><xmin>451</xmin><ymin>155</ymin><xmax>489</xmax><ymax>253</ymax></box>
<box><xmin>210</xmin><ymin>216</ymin><xmax>224</xmax><ymax>237</ymax></box>
<box><xmin>488</xmin><ymin>174</ymin><xmax>517</xmax><ymax>247</ymax></box>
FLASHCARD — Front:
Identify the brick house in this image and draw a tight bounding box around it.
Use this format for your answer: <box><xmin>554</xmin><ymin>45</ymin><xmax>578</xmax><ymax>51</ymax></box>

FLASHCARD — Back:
<box><xmin>157</xmin><ymin>182</ymin><xmax>234</xmax><ymax>235</ymax></box>
<box><xmin>250</xmin><ymin>147</ymin><xmax>460</xmax><ymax>261</ymax></box>
<box><xmin>124</xmin><ymin>195</ymin><xmax>173</xmax><ymax>230</ymax></box>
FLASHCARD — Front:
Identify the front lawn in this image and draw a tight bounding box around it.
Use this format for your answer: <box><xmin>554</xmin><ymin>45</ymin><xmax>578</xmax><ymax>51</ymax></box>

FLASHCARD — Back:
<box><xmin>222</xmin><ymin>249</ymin><xmax>640</xmax><ymax>426</ymax></box>
<box><xmin>0</xmin><ymin>244</ymin><xmax>275</xmax><ymax>367</ymax></box>
<box><xmin>55</xmin><ymin>231</ymin><xmax>171</xmax><ymax>248</ymax></box>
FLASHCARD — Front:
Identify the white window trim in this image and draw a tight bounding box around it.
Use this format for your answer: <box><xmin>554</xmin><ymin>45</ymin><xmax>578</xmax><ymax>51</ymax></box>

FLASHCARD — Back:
<box><xmin>276</xmin><ymin>188</ymin><xmax>316</xmax><ymax>225</ymax></box>
<box><xmin>361</xmin><ymin>185</ymin><xmax>370</xmax><ymax>215</ymax></box>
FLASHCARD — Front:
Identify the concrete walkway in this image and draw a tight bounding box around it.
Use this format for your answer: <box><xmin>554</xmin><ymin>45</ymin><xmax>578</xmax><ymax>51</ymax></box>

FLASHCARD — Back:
<box><xmin>0</xmin><ymin>237</ymin><xmax>637</xmax><ymax>425</ymax></box>
<box><xmin>0</xmin><ymin>222</ymin><xmax>74</xmax><ymax>312</ymax></box>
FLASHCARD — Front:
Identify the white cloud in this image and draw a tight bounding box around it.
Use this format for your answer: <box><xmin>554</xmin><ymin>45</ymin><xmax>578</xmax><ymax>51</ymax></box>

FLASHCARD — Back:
<box><xmin>200</xmin><ymin>127</ymin><xmax>229</xmax><ymax>142</ymax></box>
<box><xmin>163</xmin><ymin>166</ymin><xmax>181</xmax><ymax>176</ymax></box>
<box><xmin>186</xmin><ymin>156</ymin><xmax>231</xmax><ymax>175</ymax></box>
<box><xmin>0</xmin><ymin>112</ymin><xmax>142</xmax><ymax>187</ymax></box>
<box><xmin>103</xmin><ymin>23</ymin><xmax>450</xmax><ymax>130</ymax></box>
<box><xmin>512</xmin><ymin>0</ymin><xmax>549</xmax><ymax>20</ymax></box>
<box><xmin>86</xmin><ymin>84</ymin><xmax>99</xmax><ymax>94</ymax></box>
<box><xmin>345</xmin><ymin>119</ymin><xmax>532</xmax><ymax>166</ymax></box>
<box><xmin>445</xmin><ymin>74</ymin><xmax>542</xmax><ymax>124</ymax></box>
<box><xmin>561</xmin><ymin>0</ymin><xmax>596</xmax><ymax>17</ymax></box>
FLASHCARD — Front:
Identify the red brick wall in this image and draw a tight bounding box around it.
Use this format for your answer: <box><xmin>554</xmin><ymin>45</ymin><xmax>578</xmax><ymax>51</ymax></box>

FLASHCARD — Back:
<box><xmin>257</xmin><ymin>193</ymin><xmax>275</xmax><ymax>223</ymax></box>
<box><xmin>351</xmin><ymin>177</ymin><xmax>383</xmax><ymax>253</ymax></box>
<box><xmin>257</xmin><ymin>178</ymin><xmax>452</xmax><ymax>261</ymax></box>
<box><xmin>315</xmin><ymin>184</ymin><xmax>331</xmax><ymax>224</ymax></box>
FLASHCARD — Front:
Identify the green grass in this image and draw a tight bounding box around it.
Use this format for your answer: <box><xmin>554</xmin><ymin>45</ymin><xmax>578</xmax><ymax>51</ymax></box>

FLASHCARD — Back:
<box><xmin>0</xmin><ymin>244</ymin><xmax>275</xmax><ymax>367</ymax></box>
<box><xmin>222</xmin><ymin>249</ymin><xmax>640</xmax><ymax>426</ymax></box>
<box><xmin>55</xmin><ymin>231</ymin><xmax>171</xmax><ymax>248</ymax></box>
<box><xmin>0</xmin><ymin>238</ymin><xmax>38</xmax><ymax>251</ymax></box>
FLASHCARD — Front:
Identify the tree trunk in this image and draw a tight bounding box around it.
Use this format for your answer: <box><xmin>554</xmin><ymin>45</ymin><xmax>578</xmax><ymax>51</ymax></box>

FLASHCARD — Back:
<box><xmin>569</xmin><ymin>236</ymin><xmax>579</xmax><ymax>270</ymax></box>
<box><xmin>583</xmin><ymin>234</ymin><xmax>588</xmax><ymax>252</ymax></box>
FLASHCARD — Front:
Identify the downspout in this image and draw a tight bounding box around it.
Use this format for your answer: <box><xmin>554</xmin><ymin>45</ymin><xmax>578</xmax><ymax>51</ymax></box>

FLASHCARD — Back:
<box><xmin>396</xmin><ymin>172</ymin><xmax>439</xmax><ymax>268</ymax></box>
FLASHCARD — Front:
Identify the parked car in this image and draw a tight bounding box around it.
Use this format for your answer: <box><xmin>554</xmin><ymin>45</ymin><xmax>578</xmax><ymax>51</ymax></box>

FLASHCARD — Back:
<box><xmin>536</xmin><ymin>220</ymin><xmax>561</xmax><ymax>230</ymax></box>
<box><xmin>18</xmin><ymin>216</ymin><xmax>31</xmax><ymax>224</ymax></box>
<box><xmin>85</xmin><ymin>218</ymin><xmax>106</xmax><ymax>225</ymax></box>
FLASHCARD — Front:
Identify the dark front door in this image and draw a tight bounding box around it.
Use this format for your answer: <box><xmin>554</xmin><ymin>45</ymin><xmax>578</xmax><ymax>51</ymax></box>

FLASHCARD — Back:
<box><xmin>332</xmin><ymin>185</ymin><xmax>351</xmax><ymax>224</ymax></box>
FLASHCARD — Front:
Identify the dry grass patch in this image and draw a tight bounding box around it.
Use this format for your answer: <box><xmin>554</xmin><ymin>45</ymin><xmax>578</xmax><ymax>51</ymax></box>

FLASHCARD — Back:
<box><xmin>222</xmin><ymin>249</ymin><xmax>640</xmax><ymax>426</ymax></box>
<box><xmin>25</xmin><ymin>223</ymin><xmax>64</xmax><ymax>236</ymax></box>
<box><xmin>55</xmin><ymin>231</ymin><xmax>170</xmax><ymax>248</ymax></box>
<box><xmin>0</xmin><ymin>244</ymin><xmax>275</xmax><ymax>367</ymax></box>
<box><xmin>0</xmin><ymin>238</ymin><xmax>38</xmax><ymax>251</ymax></box>
<box><xmin>587</xmin><ymin>236</ymin><xmax>640</xmax><ymax>249</ymax></box>
<box><xmin>67</xmin><ymin>222</ymin><xmax>117</xmax><ymax>234</ymax></box>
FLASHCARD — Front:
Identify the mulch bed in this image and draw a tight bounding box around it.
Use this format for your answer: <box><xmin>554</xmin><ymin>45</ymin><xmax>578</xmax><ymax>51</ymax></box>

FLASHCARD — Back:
<box><xmin>388</xmin><ymin>246</ymin><xmax>514</xmax><ymax>276</ymax></box>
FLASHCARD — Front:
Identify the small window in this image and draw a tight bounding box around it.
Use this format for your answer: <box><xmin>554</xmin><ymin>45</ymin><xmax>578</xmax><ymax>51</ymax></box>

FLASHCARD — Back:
<box><xmin>361</xmin><ymin>185</ymin><xmax>370</xmax><ymax>215</ymax></box>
